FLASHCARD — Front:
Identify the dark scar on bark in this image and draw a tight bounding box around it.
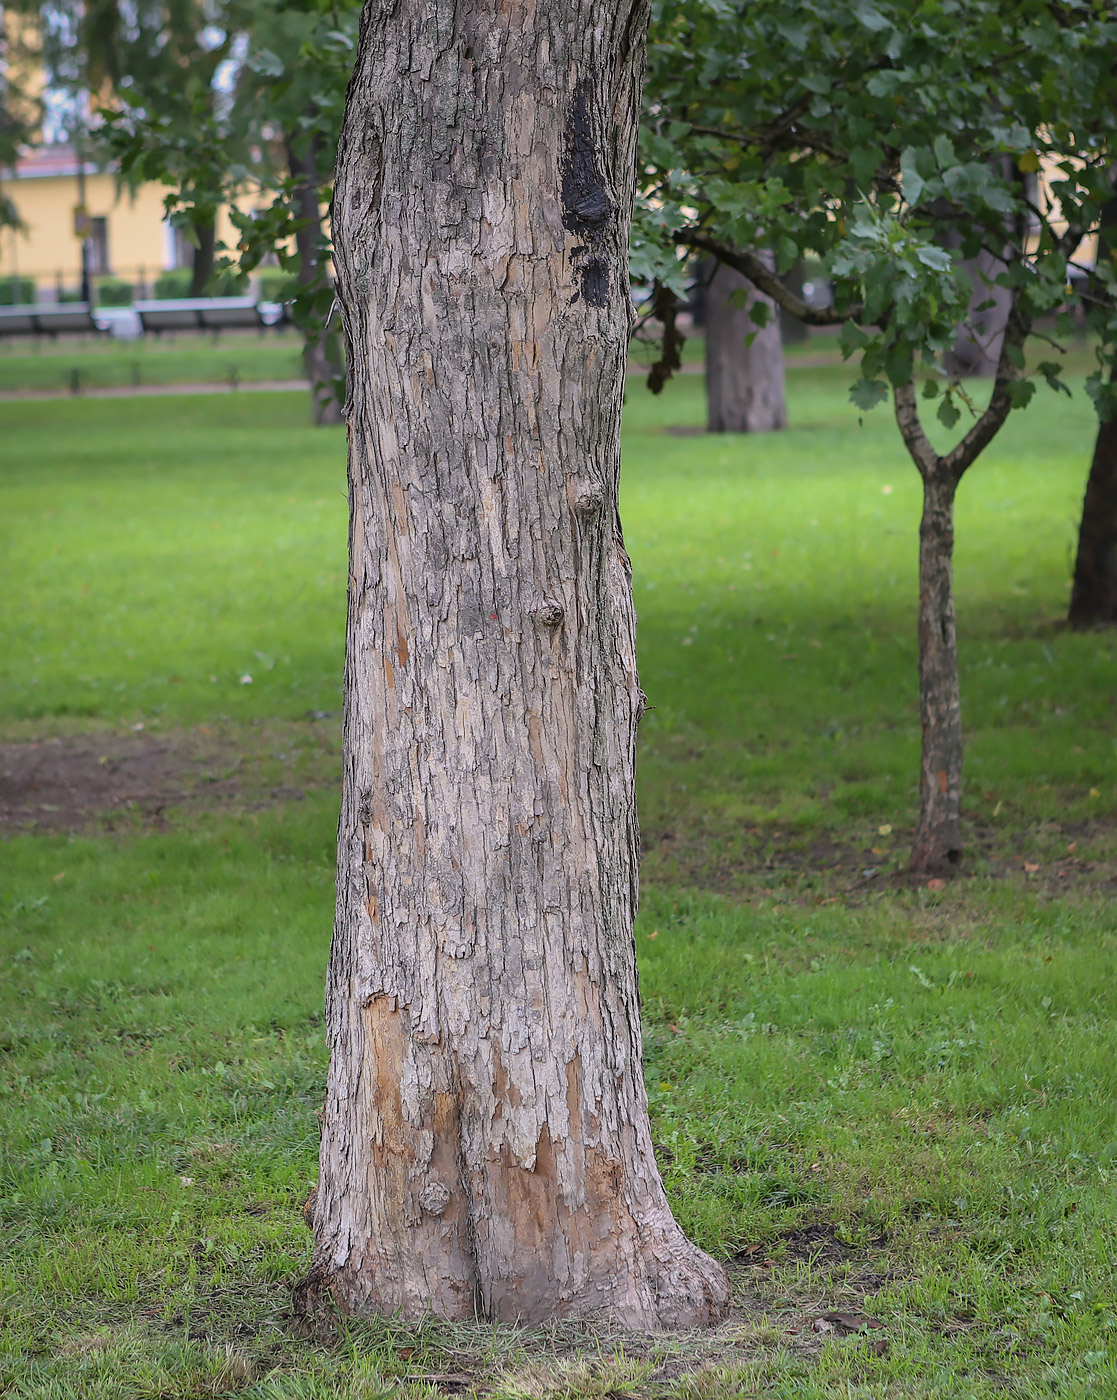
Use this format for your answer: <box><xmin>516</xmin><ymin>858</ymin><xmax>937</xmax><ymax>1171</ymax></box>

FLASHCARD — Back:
<box><xmin>561</xmin><ymin>81</ymin><xmax>614</xmax><ymax>308</ymax></box>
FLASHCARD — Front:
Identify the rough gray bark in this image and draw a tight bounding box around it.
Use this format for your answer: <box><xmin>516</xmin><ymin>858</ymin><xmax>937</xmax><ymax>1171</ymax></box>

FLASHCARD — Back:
<box><xmin>303</xmin><ymin>0</ymin><xmax>730</xmax><ymax>1330</ymax></box>
<box><xmin>285</xmin><ymin>131</ymin><xmax>344</xmax><ymax>427</ymax></box>
<box><xmin>705</xmin><ymin>257</ymin><xmax>787</xmax><ymax>433</ymax></box>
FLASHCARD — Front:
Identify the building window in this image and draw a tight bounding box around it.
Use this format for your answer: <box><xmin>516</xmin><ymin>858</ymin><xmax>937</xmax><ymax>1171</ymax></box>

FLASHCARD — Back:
<box><xmin>87</xmin><ymin>217</ymin><xmax>110</xmax><ymax>275</ymax></box>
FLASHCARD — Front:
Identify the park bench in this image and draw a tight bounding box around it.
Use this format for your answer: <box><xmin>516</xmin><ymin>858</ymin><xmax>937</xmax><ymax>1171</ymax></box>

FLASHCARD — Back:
<box><xmin>133</xmin><ymin>296</ymin><xmax>279</xmax><ymax>334</ymax></box>
<box><xmin>0</xmin><ymin>303</ymin><xmax>106</xmax><ymax>339</ymax></box>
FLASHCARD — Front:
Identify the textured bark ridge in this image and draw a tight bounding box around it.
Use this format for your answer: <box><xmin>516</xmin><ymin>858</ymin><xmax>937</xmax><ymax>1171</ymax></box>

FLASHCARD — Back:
<box><xmin>705</xmin><ymin>258</ymin><xmax>787</xmax><ymax>434</ymax></box>
<box><xmin>310</xmin><ymin>0</ymin><xmax>729</xmax><ymax>1330</ymax></box>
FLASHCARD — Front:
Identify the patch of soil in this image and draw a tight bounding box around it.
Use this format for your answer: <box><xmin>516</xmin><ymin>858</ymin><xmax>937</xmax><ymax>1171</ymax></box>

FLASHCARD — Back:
<box><xmin>0</xmin><ymin>723</ymin><xmax>339</xmax><ymax>835</ymax></box>
<box><xmin>642</xmin><ymin>817</ymin><xmax>1117</xmax><ymax>900</ymax></box>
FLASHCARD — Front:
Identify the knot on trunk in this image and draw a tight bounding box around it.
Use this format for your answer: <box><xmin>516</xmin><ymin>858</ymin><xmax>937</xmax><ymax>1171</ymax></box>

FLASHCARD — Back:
<box><xmin>419</xmin><ymin>1180</ymin><xmax>452</xmax><ymax>1216</ymax></box>
<box><xmin>533</xmin><ymin>600</ymin><xmax>565</xmax><ymax>628</ymax></box>
<box><xmin>573</xmin><ymin>483</ymin><xmax>605</xmax><ymax>517</ymax></box>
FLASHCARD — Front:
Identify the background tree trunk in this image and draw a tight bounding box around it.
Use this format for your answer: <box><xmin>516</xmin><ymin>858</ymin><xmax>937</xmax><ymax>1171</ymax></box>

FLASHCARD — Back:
<box><xmin>705</xmin><ymin>257</ymin><xmax>787</xmax><ymax>432</ymax></box>
<box><xmin>1069</xmin><ymin>388</ymin><xmax>1117</xmax><ymax>627</ymax></box>
<box><xmin>305</xmin><ymin>0</ymin><xmax>729</xmax><ymax>1330</ymax></box>
<box><xmin>911</xmin><ymin>471</ymin><xmax>964</xmax><ymax>874</ymax></box>
<box><xmin>779</xmin><ymin>260</ymin><xmax>810</xmax><ymax>346</ymax></box>
<box><xmin>188</xmin><ymin>217</ymin><xmax>216</xmax><ymax>297</ymax></box>
<box><xmin>944</xmin><ymin>245</ymin><xmax>1012</xmax><ymax>378</ymax></box>
<box><xmin>285</xmin><ymin>131</ymin><xmax>344</xmax><ymax>427</ymax></box>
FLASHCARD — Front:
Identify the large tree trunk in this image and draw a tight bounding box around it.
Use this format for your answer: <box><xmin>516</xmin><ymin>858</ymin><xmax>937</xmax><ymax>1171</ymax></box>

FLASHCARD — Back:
<box><xmin>304</xmin><ymin>0</ymin><xmax>729</xmax><ymax>1330</ymax></box>
<box><xmin>285</xmin><ymin>131</ymin><xmax>344</xmax><ymax>427</ymax></box>
<box><xmin>705</xmin><ymin>257</ymin><xmax>787</xmax><ymax>433</ymax></box>
<box><xmin>911</xmin><ymin>471</ymin><xmax>964</xmax><ymax>874</ymax></box>
<box><xmin>1069</xmin><ymin>397</ymin><xmax>1117</xmax><ymax>627</ymax></box>
<box><xmin>188</xmin><ymin>217</ymin><xmax>216</xmax><ymax>297</ymax></box>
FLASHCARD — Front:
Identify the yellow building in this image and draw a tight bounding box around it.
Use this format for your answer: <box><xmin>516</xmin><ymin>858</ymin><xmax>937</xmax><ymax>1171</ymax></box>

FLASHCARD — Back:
<box><xmin>1</xmin><ymin>142</ymin><xmax>247</xmax><ymax>300</ymax></box>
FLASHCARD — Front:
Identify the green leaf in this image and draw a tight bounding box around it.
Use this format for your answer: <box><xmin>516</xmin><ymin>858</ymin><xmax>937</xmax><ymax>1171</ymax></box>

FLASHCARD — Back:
<box><xmin>900</xmin><ymin>148</ymin><xmax>932</xmax><ymax>207</ymax></box>
<box><xmin>849</xmin><ymin>378</ymin><xmax>890</xmax><ymax>411</ymax></box>
<box><xmin>885</xmin><ymin>341</ymin><xmax>914</xmax><ymax>388</ymax></box>
<box><xmin>915</xmin><ymin>244</ymin><xmax>953</xmax><ymax>272</ymax></box>
<box><xmin>937</xmin><ymin>395</ymin><xmax>961</xmax><ymax>429</ymax></box>
<box><xmin>1007</xmin><ymin>379</ymin><xmax>1036</xmax><ymax>409</ymax></box>
<box><xmin>932</xmin><ymin>134</ymin><xmax>957</xmax><ymax>169</ymax></box>
<box><xmin>247</xmin><ymin>47</ymin><xmax>284</xmax><ymax>78</ymax></box>
<box><xmin>922</xmin><ymin>378</ymin><xmax>941</xmax><ymax>399</ymax></box>
<box><xmin>852</xmin><ymin>0</ymin><xmax>891</xmax><ymax>31</ymax></box>
<box><xmin>839</xmin><ymin>321</ymin><xmax>871</xmax><ymax>357</ymax></box>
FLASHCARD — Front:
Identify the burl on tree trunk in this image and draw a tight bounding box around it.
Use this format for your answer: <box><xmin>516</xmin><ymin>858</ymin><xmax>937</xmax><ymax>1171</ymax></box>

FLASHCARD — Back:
<box><xmin>303</xmin><ymin>0</ymin><xmax>729</xmax><ymax>1329</ymax></box>
<box><xmin>705</xmin><ymin>258</ymin><xmax>787</xmax><ymax>433</ymax></box>
<box><xmin>1069</xmin><ymin>384</ymin><xmax>1117</xmax><ymax>628</ymax></box>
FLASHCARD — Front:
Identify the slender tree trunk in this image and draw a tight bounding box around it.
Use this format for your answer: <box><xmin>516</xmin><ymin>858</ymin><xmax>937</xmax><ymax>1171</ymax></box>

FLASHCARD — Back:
<box><xmin>188</xmin><ymin>217</ymin><xmax>216</xmax><ymax>297</ymax></box>
<box><xmin>705</xmin><ymin>256</ymin><xmax>787</xmax><ymax>433</ymax></box>
<box><xmin>911</xmin><ymin>470</ymin><xmax>964</xmax><ymax>874</ymax></box>
<box><xmin>1069</xmin><ymin>396</ymin><xmax>1117</xmax><ymax>626</ymax></box>
<box><xmin>303</xmin><ymin>0</ymin><xmax>729</xmax><ymax>1330</ymax></box>
<box><xmin>285</xmin><ymin>131</ymin><xmax>344</xmax><ymax>427</ymax></box>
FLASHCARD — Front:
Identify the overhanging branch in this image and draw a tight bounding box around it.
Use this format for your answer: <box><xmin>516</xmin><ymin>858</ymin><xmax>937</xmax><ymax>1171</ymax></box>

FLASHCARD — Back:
<box><xmin>893</xmin><ymin>291</ymin><xmax>1031</xmax><ymax>484</ymax></box>
<box><xmin>678</xmin><ymin>230</ymin><xmax>861</xmax><ymax>325</ymax></box>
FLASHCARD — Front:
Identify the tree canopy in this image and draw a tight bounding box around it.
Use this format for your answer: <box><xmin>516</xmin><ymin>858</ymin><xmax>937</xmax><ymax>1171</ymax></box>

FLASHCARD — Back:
<box><xmin>637</xmin><ymin>0</ymin><xmax>1117</xmax><ymax>428</ymax></box>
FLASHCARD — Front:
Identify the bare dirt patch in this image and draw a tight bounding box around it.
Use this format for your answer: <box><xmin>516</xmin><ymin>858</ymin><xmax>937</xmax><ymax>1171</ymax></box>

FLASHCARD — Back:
<box><xmin>642</xmin><ymin>815</ymin><xmax>1117</xmax><ymax>900</ymax></box>
<box><xmin>0</xmin><ymin>721</ymin><xmax>340</xmax><ymax>835</ymax></box>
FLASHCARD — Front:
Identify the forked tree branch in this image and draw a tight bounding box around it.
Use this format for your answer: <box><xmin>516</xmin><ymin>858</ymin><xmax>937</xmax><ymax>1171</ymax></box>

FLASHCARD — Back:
<box><xmin>678</xmin><ymin>229</ymin><xmax>861</xmax><ymax>324</ymax></box>
<box><xmin>893</xmin><ymin>292</ymin><xmax>1031</xmax><ymax>483</ymax></box>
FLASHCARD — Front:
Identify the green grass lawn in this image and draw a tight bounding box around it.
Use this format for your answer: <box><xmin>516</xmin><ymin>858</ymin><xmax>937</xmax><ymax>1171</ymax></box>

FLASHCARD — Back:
<box><xmin>1</xmin><ymin>368</ymin><xmax>1115</xmax><ymax>1398</ymax></box>
<box><xmin>0</xmin><ymin>331</ymin><xmax>305</xmax><ymax>394</ymax></box>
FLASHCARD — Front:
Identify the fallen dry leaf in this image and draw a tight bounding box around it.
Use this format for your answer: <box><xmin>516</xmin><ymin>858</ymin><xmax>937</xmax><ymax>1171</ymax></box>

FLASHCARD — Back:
<box><xmin>926</xmin><ymin>878</ymin><xmax>946</xmax><ymax>891</ymax></box>
<box><xmin>1024</xmin><ymin>862</ymin><xmax>1040</xmax><ymax>873</ymax></box>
